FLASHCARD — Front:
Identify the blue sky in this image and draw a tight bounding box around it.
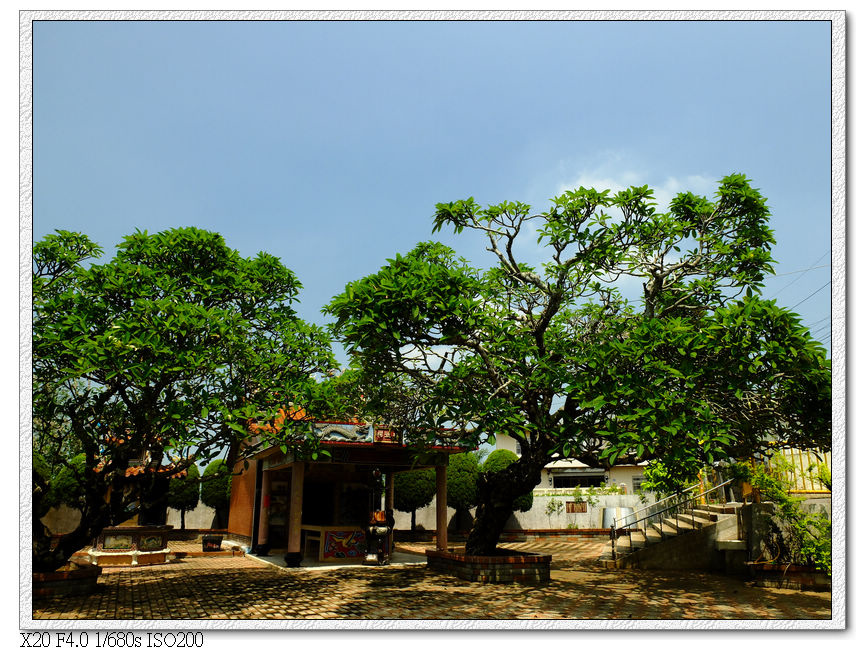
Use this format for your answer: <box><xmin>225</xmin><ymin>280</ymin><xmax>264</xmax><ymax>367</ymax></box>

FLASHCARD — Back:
<box><xmin>32</xmin><ymin>19</ymin><xmax>834</xmax><ymax>364</ymax></box>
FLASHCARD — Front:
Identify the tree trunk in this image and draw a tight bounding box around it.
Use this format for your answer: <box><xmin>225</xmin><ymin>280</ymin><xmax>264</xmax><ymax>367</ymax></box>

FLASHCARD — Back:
<box><xmin>180</xmin><ymin>508</ymin><xmax>186</xmax><ymax>530</ymax></box>
<box><xmin>410</xmin><ymin>509</ymin><xmax>416</xmax><ymax>532</ymax></box>
<box><xmin>465</xmin><ymin>453</ymin><xmax>546</xmax><ymax>556</ymax></box>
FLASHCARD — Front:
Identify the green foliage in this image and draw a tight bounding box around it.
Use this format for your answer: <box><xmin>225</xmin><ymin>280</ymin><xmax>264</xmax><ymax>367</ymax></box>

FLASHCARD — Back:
<box><xmin>33</xmin><ymin>227</ymin><xmax>335</xmax><ymax>569</ymax></box>
<box><xmin>808</xmin><ymin>462</ymin><xmax>832</xmax><ymax>491</ymax></box>
<box><xmin>640</xmin><ymin>457</ymin><xmax>704</xmax><ymax>496</ymax></box>
<box><xmin>732</xmin><ymin>461</ymin><xmax>831</xmax><ymax>575</ymax></box>
<box><xmin>167</xmin><ymin>463</ymin><xmax>201</xmax><ymax>515</ymax></box>
<box><xmin>545</xmin><ymin>498</ymin><xmax>564</xmax><ymax>526</ymax></box>
<box><xmin>446</xmin><ymin>453</ymin><xmax>479</xmax><ymax>511</ymax></box>
<box><xmin>326</xmin><ymin>175</ymin><xmax>832</xmax><ymax>555</ymax></box>
<box><xmin>481</xmin><ymin>449</ymin><xmax>533</xmax><ymax>512</ymax></box>
<box><xmin>393</xmin><ymin>468</ymin><xmax>436</xmax><ymax>514</ymax></box>
<box><xmin>574</xmin><ymin>486</ymin><xmax>600</xmax><ymax>508</ymax></box>
<box><xmin>200</xmin><ymin>460</ymin><xmax>232</xmax><ymax>512</ymax></box>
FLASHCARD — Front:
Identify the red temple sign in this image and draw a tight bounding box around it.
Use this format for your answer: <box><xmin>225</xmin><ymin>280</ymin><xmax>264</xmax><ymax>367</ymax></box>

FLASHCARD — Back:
<box><xmin>373</xmin><ymin>427</ymin><xmax>400</xmax><ymax>444</ymax></box>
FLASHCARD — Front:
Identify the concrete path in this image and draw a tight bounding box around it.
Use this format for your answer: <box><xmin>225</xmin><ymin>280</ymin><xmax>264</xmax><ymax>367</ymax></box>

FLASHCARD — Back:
<box><xmin>32</xmin><ymin>538</ymin><xmax>832</xmax><ymax>621</ymax></box>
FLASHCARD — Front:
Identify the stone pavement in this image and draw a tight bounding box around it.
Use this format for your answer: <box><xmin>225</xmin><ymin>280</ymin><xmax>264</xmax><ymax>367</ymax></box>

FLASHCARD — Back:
<box><xmin>32</xmin><ymin>537</ymin><xmax>832</xmax><ymax>621</ymax></box>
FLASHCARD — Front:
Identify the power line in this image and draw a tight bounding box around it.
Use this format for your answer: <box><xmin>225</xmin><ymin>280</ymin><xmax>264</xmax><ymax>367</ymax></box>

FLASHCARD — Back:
<box><xmin>790</xmin><ymin>281</ymin><xmax>831</xmax><ymax>311</ymax></box>
<box><xmin>810</xmin><ymin>323</ymin><xmax>831</xmax><ymax>337</ymax></box>
<box><xmin>767</xmin><ymin>264</ymin><xmax>830</xmax><ymax>278</ymax></box>
<box><xmin>806</xmin><ymin>315</ymin><xmax>831</xmax><ymax>328</ymax></box>
<box><xmin>768</xmin><ymin>251</ymin><xmax>830</xmax><ymax>299</ymax></box>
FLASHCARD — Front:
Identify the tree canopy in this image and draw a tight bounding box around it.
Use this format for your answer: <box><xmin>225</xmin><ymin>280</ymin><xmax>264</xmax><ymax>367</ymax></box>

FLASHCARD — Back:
<box><xmin>327</xmin><ymin>174</ymin><xmax>831</xmax><ymax>554</ymax></box>
<box><xmin>33</xmin><ymin>227</ymin><xmax>335</xmax><ymax>570</ymax></box>
<box><xmin>393</xmin><ymin>468</ymin><xmax>436</xmax><ymax>531</ymax></box>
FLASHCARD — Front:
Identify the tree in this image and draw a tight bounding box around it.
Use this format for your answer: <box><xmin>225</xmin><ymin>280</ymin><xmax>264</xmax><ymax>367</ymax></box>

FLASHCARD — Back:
<box><xmin>393</xmin><ymin>468</ymin><xmax>436</xmax><ymax>532</ymax></box>
<box><xmin>167</xmin><ymin>463</ymin><xmax>201</xmax><ymax>530</ymax></box>
<box><xmin>482</xmin><ymin>450</ymin><xmax>533</xmax><ymax>514</ymax></box>
<box><xmin>33</xmin><ymin>227</ymin><xmax>335</xmax><ymax>571</ymax></box>
<box><xmin>201</xmin><ymin>460</ymin><xmax>232</xmax><ymax>528</ymax></box>
<box><xmin>446</xmin><ymin>453</ymin><xmax>479</xmax><ymax>532</ymax></box>
<box><xmin>327</xmin><ymin>174</ymin><xmax>831</xmax><ymax>555</ymax></box>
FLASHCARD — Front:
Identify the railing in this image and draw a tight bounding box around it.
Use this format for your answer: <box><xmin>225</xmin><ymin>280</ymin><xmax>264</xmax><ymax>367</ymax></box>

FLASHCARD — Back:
<box><xmin>609</xmin><ymin>479</ymin><xmax>734</xmax><ymax>561</ymax></box>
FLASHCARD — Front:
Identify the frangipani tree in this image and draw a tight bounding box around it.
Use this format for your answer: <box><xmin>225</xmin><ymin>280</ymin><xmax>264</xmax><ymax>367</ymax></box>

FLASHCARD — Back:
<box><xmin>33</xmin><ymin>227</ymin><xmax>335</xmax><ymax>571</ymax></box>
<box><xmin>327</xmin><ymin>175</ymin><xmax>831</xmax><ymax>555</ymax></box>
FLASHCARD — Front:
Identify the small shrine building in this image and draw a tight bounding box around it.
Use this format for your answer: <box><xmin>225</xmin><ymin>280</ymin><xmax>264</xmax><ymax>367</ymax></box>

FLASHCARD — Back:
<box><xmin>226</xmin><ymin>420</ymin><xmax>463</xmax><ymax>566</ymax></box>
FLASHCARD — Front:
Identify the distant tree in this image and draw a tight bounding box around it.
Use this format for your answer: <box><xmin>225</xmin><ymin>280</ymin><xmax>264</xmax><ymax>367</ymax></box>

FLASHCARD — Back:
<box><xmin>201</xmin><ymin>460</ymin><xmax>232</xmax><ymax>529</ymax></box>
<box><xmin>482</xmin><ymin>449</ymin><xmax>533</xmax><ymax>513</ymax></box>
<box><xmin>446</xmin><ymin>453</ymin><xmax>479</xmax><ymax>532</ymax></box>
<box><xmin>167</xmin><ymin>463</ymin><xmax>201</xmax><ymax>529</ymax></box>
<box><xmin>33</xmin><ymin>227</ymin><xmax>335</xmax><ymax>571</ymax></box>
<box><xmin>393</xmin><ymin>468</ymin><xmax>436</xmax><ymax>532</ymax></box>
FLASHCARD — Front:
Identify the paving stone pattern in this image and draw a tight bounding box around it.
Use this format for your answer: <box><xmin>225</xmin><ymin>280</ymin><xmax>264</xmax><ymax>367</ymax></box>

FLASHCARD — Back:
<box><xmin>32</xmin><ymin>538</ymin><xmax>831</xmax><ymax>621</ymax></box>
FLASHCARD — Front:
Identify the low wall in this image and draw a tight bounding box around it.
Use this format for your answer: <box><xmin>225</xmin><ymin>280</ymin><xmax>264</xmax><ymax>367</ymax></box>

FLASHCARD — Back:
<box><xmin>426</xmin><ymin>548</ymin><xmax>551</xmax><ymax>584</ymax></box>
<box><xmin>394</xmin><ymin>493</ymin><xmax>652</xmax><ymax>533</ymax></box>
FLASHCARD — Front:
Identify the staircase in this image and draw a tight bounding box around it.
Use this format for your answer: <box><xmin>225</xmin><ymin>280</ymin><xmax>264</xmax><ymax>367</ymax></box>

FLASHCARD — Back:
<box><xmin>599</xmin><ymin>481</ymin><xmax>748</xmax><ymax>570</ymax></box>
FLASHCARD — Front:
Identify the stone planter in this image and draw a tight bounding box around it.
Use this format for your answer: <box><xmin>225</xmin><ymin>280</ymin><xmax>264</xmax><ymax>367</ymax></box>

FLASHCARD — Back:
<box><xmin>89</xmin><ymin>525</ymin><xmax>172</xmax><ymax>566</ymax></box>
<box><xmin>33</xmin><ymin>559</ymin><xmax>102</xmax><ymax>598</ymax></box>
<box><xmin>426</xmin><ymin>548</ymin><xmax>552</xmax><ymax>584</ymax></box>
<box><xmin>749</xmin><ymin>562</ymin><xmax>830</xmax><ymax>592</ymax></box>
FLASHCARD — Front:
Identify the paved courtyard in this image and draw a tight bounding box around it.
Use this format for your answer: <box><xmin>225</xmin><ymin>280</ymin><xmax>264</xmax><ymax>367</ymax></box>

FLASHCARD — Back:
<box><xmin>32</xmin><ymin>538</ymin><xmax>832</xmax><ymax>621</ymax></box>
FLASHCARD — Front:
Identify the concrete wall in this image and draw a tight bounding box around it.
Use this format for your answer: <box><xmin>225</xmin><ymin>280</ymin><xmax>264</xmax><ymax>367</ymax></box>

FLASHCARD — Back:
<box><xmin>392</xmin><ymin>493</ymin><xmax>652</xmax><ymax>532</ymax></box>
<box><xmin>165</xmin><ymin>501</ymin><xmax>220</xmax><ymax>530</ymax></box>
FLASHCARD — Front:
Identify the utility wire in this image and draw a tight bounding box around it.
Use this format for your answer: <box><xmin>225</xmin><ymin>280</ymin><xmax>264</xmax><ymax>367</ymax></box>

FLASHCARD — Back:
<box><xmin>806</xmin><ymin>315</ymin><xmax>831</xmax><ymax>328</ymax></box>
<box><xmin>767</xmin><ymin>264</ymin><xmax>830</xmax><ymax>278</ymax></box>
<box><xmin>768</xmin><ymin>251</ymin><xmax>830</xmax><ymax>299</ymax></box>
<box><xmin>790</xmin><ymin>281</ymin><xmax>831</xmax><ymax>311</ymax></box>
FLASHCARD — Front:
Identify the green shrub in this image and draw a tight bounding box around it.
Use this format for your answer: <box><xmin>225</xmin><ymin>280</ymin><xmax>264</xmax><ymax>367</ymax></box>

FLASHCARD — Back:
<box><xmin>732</xmin><ymin>460</ymin><xmax>831</xmax><ymax>575</ymax></box>
<box><xmin>446</xmin><ymin>453</ymin><xmax>479</xmax><ymax>512</ymax></box>
<box><xmin>201</xmin><ymin>460</ymin><xmax>232</xmax><ymax>527</ymax></box>
<box><xmin>394</xmin><ymin>468</ymin><xmax>436</xmax><ymax>531</ymax></box>
<box><xmin>167</xmin><ymin>463</ymin><xmax>200</xmax><ymax>528</ymax></box>
<box><xmin>481</xmin><ymin>449</ymin><xmax>533</xmax><ymax>513</ymax></box>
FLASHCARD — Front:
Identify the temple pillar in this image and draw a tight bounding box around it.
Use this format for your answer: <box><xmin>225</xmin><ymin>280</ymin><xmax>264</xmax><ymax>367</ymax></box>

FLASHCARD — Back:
<box><xmin>435</xmin><ymin>464</ymin><xmax>448</xmax><ymax>551</ymax></box>
<box><xmin>256</xmin><ymin>470</ymin><xmax>271</xmax><ymax>546</ymax></box>
<box><xmin>284</xmin><ymin>461</ymin><xmax>305</xmax><ymax>567</ymax></box>
<box><xmin>385</xmin><ymin>471</ymin><xmax>395</xmax><ymax>555</ymax></box>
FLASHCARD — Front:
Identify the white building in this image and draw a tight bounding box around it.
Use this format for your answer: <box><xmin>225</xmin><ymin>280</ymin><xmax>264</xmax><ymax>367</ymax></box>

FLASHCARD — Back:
<box><xmin>494</xmin><ymin>435</ymin><xmax>647</xmax><ymax>495</ymax></box>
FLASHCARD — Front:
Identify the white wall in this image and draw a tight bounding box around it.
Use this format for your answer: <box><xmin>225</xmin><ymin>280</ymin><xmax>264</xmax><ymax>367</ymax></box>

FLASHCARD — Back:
<box><xmin>166</xmin><ymin>501</ymin><xmax>220</xmax><ymax>530</ymax></box>
<box><xmin>392</xmin><ymin>492</ymin><xmax>653</xmax><ymax>531</ymax></box>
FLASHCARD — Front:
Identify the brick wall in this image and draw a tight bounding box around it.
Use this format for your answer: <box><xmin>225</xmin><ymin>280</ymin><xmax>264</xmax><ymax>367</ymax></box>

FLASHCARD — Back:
<box><xmin>227</xmin><ymin>459</ymin><xmax>256</xmax><ymax>539</ymax></box>
<box><xmin>426</xmin><ymin>549</ymin><xmax>551</xmax><ymax>584</ymax></box>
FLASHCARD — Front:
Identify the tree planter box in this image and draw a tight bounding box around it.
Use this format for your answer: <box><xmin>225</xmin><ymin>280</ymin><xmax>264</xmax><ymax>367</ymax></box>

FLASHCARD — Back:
<box><xmin>33</xmin><ymin>559</ymin><xmax>102</xmax><ymax>598</ymax></box>
<box><xmin>88</xmin><ymin>525</ymin><xmax>172</xmax><ymax>567</ymax></box>
<box><xmin>426</xmin><ymin>548</ymin><xmax>552</xmax><ymax>584</ymax></box>
<box><xmin>749</xmin><ymin>563</ymin><xmax>830</xmax><ymax>592</ymax></box>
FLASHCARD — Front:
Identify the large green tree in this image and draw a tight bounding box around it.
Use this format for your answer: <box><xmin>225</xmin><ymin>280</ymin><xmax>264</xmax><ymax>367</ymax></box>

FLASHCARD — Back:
<box><xmin>33</xmin><ymin>227</ymin><xmax>335</xmax><ymax>571</ymax></box>
<box><xmin>327</xmin><ymin>174</ymin><xmax>831</xmax><ymax>555</ymax></box>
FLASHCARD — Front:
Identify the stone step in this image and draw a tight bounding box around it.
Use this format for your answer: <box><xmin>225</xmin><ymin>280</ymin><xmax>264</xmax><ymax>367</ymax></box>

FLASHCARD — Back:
<box><xmin>651</xmin><ymin>521</ymin><xmax>680</xmax><ymax>538</ymax></box>
<box><xmin>673</xmin><ymin>512</ymin><xmax>715</xmax><ymax>529</ymax></box>
<box><xmin>662</xmin><ymin>516</ymin><xmax>699</xmax><ymax>533</ymax></box>
<box><xmin>715</xmin><ymin>539</ymin><xmax>747</xmax><ymax>551</ymax></box>
<box><xmin>693</xmin><ymin>503</ymin><xmax>740</xmax><ymax>515</ymax></box>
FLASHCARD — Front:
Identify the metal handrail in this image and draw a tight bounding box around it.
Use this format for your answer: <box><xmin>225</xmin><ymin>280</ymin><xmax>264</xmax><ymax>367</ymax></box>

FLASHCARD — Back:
<box><xmin>609</xmin><ymin>478</ymin><xmax>734</xmax><ymax>561</ymax></box>
<box><xmin>628</xmin><ymin>480</ymin><xmax>703</xmax><ymax>521</ymax></box>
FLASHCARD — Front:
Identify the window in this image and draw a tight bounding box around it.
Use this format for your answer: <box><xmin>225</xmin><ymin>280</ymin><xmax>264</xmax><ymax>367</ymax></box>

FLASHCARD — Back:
<box><xmin>552</xmin><ymin>474</ymin><xmax>605</xmax><ymax>488</ymax></box>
